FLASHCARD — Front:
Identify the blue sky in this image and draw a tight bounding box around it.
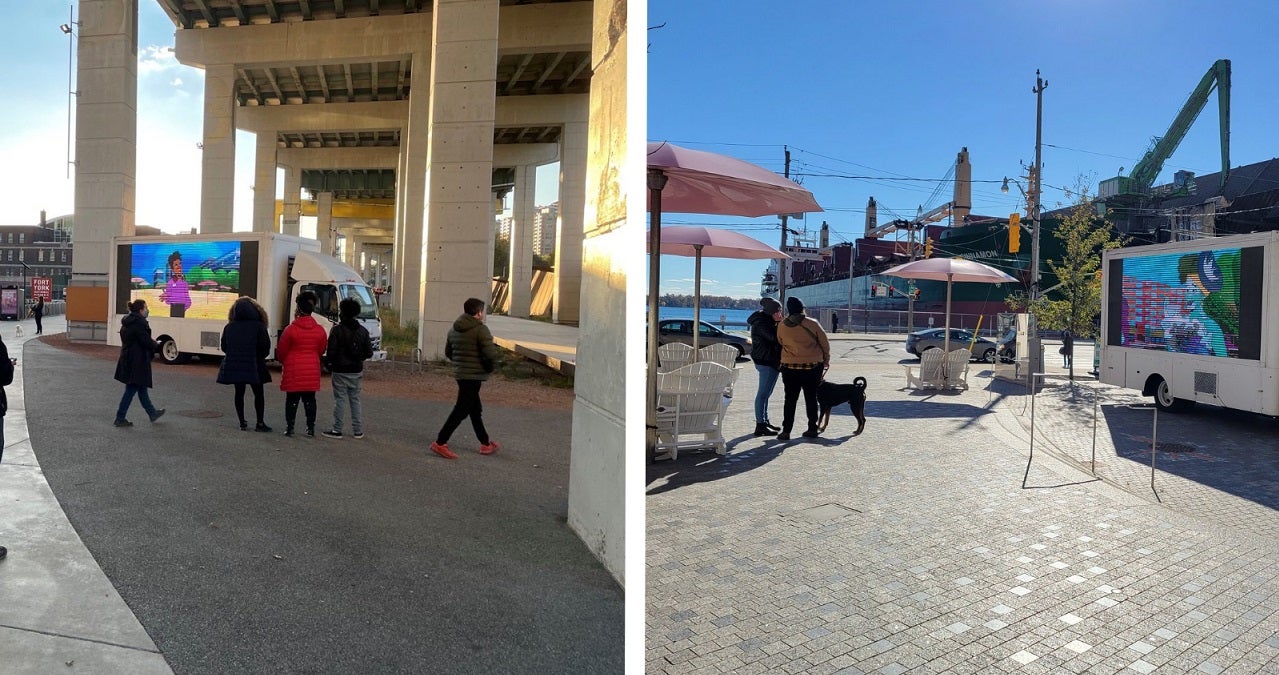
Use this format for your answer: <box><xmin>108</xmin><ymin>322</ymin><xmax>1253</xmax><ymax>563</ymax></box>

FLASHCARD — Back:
<box><xmin>0</xmin><ymin>3</ymin><xmax>557</xmax><ymax>233</ymax></box>
<box><xmin>649</xmin><ymin>0</ymin><xmax>1279</xmax><ymax>300</ymax></box>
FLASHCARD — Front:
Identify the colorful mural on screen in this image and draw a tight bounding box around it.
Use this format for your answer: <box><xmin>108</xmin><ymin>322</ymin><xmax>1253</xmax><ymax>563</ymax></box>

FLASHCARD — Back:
<box><xmin>129</xmin><ymin>241</ymin><xmax>242</xmax><ymax>321</ymax></box>
<box><xmin>1121</xmin><ymin>248</ymin><xmax>1240</xmax><ymax>358</ymax></box>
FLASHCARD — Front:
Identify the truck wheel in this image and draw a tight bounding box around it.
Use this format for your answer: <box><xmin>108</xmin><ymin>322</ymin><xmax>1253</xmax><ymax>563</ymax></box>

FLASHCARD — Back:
<box><xmin>158</xmin><ymin>338</ymin><xmax>189</xmax><ymax>365</ymax></box>
<box><xmin>1152</xmin><ymin>377</ymin><xmax>1193</xmax><ymax>413</ymax></box>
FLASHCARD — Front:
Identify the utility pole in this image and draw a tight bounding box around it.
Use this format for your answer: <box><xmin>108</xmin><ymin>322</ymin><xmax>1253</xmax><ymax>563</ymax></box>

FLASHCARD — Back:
<box><xmin>777</xmin><ymin>146</ymin><xmax>791</xmax><ymax>301</ymax></box>
<box><xmin>1030</xmin><ymin>70</ymin><xmax>1047</xmax><ymax>301</ymax></box>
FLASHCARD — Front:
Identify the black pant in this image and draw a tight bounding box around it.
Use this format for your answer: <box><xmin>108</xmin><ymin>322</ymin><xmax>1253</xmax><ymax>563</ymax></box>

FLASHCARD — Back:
<box><xmin>34</xmin><ymin>314</ymin><xmax>42</xmax><ymax>334</ymax></box>
<box><xmin>436</xmin><ymin>379</ymin><xmax>489</xmax><ymax>445</ymax></box>
<box><xmin>780</xmin><ymin>366</ymin><xmax>823</xmax><ymax>434</ymax></box>
<box><xmin>234</xmin><ymin>382</ymin><xmax>266</xmax><ymax>425</ymax></box>
<box><xmin>285</xmin><ymin>391</ymin><xmax>316</xmax><ymax>432</ymax></box>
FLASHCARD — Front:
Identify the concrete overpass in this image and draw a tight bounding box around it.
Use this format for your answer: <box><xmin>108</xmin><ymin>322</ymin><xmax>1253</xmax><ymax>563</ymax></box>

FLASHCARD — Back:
<box><xmin>66</xmin><ymin>0</ymin><xmax>630</xmax><ymax>584</ymax></box>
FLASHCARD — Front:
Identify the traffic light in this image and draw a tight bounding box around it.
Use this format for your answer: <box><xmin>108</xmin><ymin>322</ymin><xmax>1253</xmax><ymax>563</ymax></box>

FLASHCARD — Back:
<box><xmin>1008</xmin><ymin>213</ymin><xmax>1021</xmax><ymax>254</ymax></box>
<box><xmin>924</xmin><ymin>238</ymin><xmax>933</xmax><ymax>257</ymax></box>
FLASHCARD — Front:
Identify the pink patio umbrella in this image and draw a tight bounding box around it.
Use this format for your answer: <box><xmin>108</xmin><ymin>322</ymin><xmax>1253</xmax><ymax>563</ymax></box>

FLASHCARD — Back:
<box><xmin>647</xmin><ymin>141</ymin><xmax>822</xmax><ymax>455</ymax></box>
<box><xmin>883</xmin><ymin>257</ymin><xmax>1017</xmax><ymax>354</ymax></box>
<box><xmin>647</xmin><ymin>225</ymin><xmax>789</xmax><ymax>352</ymax></box>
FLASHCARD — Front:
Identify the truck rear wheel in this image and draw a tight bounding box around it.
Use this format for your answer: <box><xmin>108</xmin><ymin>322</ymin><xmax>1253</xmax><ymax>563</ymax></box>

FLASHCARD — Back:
<box><xmin>158</xmin><ymin>338</ymin><xmax>189</xmax><ymax>365</ymax></box>
<box><xmin>1152</xmin><ymin>377</ymin><xmax>1193</xmax><ymax>413</ymax></box>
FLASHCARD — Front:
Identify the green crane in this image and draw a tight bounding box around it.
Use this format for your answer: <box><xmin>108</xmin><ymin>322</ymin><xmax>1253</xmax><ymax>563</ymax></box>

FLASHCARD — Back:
<box><xmin>1099</xmin><ymin>59</ymin><xmax>1230</xmax><ymax>200</ymax></box>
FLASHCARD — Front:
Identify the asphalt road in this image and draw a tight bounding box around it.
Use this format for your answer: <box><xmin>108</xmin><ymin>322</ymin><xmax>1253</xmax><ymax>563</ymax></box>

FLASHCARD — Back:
<box><xmin>25</xmin><ymin>339</ymin><xmax>622</xmax><ymax>674</ymax></box>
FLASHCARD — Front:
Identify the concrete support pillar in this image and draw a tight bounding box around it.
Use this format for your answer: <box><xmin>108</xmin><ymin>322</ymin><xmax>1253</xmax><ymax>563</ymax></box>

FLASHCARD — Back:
<box><xmin>567</xmin><ymin>0</ymin><xmax>629</xmax><ymax>587</ymax></box>
<box><xmin>253</xmin><ymin>132</ymin><xmax>278</xmax><ymax>233</ymax></box>
<box><xmin>553</xmin><ymin>118</ymin><xmax>588</xmax><ymax>325</ymax></box>
<box><xmin>317</xmin><ymin>192</ymin><xmax>335</xmax><ymax>254</ymax></box>
<box><xmin>391</xmin><ymin>147</ymin><xmax>408</xmax><ymax>314</ymax></box>
<box><xmin>418</xmin><ymin>0</ymin><xmax>499</xmax><ymax>358</ymax></box>
<box><xmin>68</xmin><ymin>0</ymin><xmax>138</xmax><ymax>343</ymax></box>
<box><xmin>508</xmin><ymin>163</ymin><xmax>537</xmax><ymax>318</ymax></box>
<box><xmin>200</xmin><ymin>63</ymin><xmax>236</xmax><ymax>234</ymax></box>
<box><xmin>281</xmin><ymin>165</ymin><xmax>302</xmax><ymax>236</ymax></box>
<box><xmin>396</xmin><ymin>51</ymin><xmax>431</xmax><ymax>326</ymax></box>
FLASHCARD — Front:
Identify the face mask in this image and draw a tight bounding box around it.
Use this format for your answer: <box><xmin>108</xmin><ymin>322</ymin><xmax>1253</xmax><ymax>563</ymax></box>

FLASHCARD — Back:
<box><xmin>141</xmin><ymin>309</ymin><xmax>149</xmax><ymax>318</ymax></box>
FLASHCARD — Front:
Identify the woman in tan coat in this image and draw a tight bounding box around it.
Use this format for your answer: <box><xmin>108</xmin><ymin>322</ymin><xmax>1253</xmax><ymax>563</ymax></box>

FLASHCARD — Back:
<box><xmin>774</xmin><ymin>296</ymin><xmax>829</xmax><ymax>440</ymax></box>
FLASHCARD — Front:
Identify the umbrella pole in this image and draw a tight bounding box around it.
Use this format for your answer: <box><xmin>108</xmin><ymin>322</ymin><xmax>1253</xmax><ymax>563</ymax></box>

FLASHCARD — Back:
<box><xmin>647</xmin><ymin>171</ymin><xmax>667</xmax><ymax>459</ymax></box>
<box><xmin>944</xmin><ymin>275</ymin><xmax>953</xmax><ymax>354</ymax></box>
<box><xmin>692</xmin><ymin>245</ymin><xmax>702</xmax><ymax>354</ymax></box>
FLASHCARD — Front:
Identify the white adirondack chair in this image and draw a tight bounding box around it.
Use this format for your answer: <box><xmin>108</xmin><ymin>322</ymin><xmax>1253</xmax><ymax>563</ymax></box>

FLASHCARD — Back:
<box><xmin>696</xmin><ymin>343</ymin><xmax>740</xmax><ymax>400</ymax></box>
<box><xmin>903</xmin><ymin>348</ymin><xmax>946</xmax><ymax>390</ymax></box>
<box><xmin>657</xmin><ymin>342</ymin><xmax>695</xmax><ymax>373</ymax></box>
<box><xmin>942</xmin><ymin>348</ymin><xmax>971</xmax><ymax>390</ymax></box>
<box><xmin>653</xmin><ymin>361</ymin><xmax>735</xmax><ymax>461</ymax></box>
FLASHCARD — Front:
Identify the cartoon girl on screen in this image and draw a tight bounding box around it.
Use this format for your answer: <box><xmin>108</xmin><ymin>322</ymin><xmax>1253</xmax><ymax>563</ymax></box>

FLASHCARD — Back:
<box><xmin>158</xmin><ymin>250</ymin><xmax>192</xmax><ymax>318</ymax></box>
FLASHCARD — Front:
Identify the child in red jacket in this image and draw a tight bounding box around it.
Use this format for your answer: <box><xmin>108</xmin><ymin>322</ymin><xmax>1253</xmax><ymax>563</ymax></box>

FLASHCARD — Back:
<box><xmin>277</xmin><ymin>291</ymin><xmax>328</xmax><ymax>437</ymax></box>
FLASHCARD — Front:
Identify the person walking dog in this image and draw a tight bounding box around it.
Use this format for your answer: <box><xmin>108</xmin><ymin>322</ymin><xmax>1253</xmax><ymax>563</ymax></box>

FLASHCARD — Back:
<box><xmin>113</xmin><ymin>299</ymin><xmax>166</xmax><ymax>427</ymax></box>
<box><xmin>775</xmin><ymin>296</ymin><xmax>829</xmax><ymax>440</ymax></box>
<box><xmin>430</xmin><ymin>298</ymin><xmax>501</xmax><ymax>459</ymax></box>
<box><xmin>321</xmin><ymin>298</ymin><xmax>374</xmax><ymax>440</ymax></box>
<box><xmin>29</xmin><ymin>297</ymin><xmax>43</xmax><ymax>335</ymax></box>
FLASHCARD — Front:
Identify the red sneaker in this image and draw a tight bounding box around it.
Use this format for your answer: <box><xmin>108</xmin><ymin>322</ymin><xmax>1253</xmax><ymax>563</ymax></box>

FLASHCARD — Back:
<box><xmin>429</xmin><ymin>441</ymin><xmax>458</xmax><ymax>459</ymax></box>
<box><xmin>479</xmin><ymin>441</ymin><xmax>500</xmax><ymax>455</ymax></box>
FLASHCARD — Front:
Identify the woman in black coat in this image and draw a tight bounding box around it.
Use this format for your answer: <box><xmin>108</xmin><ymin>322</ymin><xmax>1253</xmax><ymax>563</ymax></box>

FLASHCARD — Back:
<box><xmin>113</xmin><ymin>299</ymin><xmax>165</xmax><ymax>427</ymax></box>
<box><xmin>216</xmin><ymin>296</ymin><xmax>273</xmax><ymax>431</ymax></box>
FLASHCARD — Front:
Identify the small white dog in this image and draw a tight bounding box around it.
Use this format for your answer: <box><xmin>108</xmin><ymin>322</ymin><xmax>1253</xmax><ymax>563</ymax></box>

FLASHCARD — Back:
<box><xmin>14</xmin><ymin>325</ymin><xmax>23</xmax><ymax>337</ymax></box>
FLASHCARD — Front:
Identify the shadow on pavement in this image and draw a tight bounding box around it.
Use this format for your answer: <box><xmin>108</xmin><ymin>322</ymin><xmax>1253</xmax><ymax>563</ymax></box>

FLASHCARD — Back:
<box><xmin>647</xmin><ymin>440</ymin><xmax>786</xmax><ymax>496</ymax></box>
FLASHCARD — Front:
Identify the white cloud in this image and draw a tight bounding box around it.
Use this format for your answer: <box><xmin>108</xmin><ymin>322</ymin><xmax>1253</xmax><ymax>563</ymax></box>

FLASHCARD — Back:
<box><xmin>138</xmin><ymin>44</ymin><xmax>179</xmax><ymax>75</ymax></box>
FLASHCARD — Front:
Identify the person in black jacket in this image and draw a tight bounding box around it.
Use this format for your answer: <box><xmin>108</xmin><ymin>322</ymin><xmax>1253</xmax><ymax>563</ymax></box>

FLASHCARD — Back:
<box><xmin>0</xmin><ymin>334</ymin><xmax>10</xmax><ymax>559</ymax></box>
<box><xmin>747</xmin><ymin>297</ymin><xmax>784</xmax><ymax>436</ymax></box>
<box><xmin>216</xmin><ymin>297</ymin><xmax>273</xmax><ymax>432</ymax></box>
<box><xmin>113</xmin><ymin>299</ymin><xmax>165</xmax><ymax>427</ymax></box>
<box><xmin>321</xmin><ymin>298</ymin><xmax>373</xmax><ymax>440</ymax></box>
<box><xmin>30</xmin><ymin>297</ymin><xmax>43</xmax><ymax>335</ymax></box>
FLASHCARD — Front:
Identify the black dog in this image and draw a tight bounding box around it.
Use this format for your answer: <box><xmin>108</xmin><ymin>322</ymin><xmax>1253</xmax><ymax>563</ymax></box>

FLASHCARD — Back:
<box><xmin>817</xmin><ymin>377</ymin><xmax>867</xmax><ymax>435</ymax></box>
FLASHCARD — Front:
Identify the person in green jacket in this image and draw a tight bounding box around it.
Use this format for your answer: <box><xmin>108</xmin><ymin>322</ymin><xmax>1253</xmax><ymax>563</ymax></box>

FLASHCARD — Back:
<box><xmin>430</xmin><ymin>298</ymin><xmax>502</xmax><ymax>459</ymax></box>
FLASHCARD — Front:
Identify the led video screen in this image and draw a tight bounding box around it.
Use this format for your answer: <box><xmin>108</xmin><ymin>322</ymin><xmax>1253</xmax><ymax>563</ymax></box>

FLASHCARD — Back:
<box><xmin>1114</xmin><ymin>246</ymin><xmax>1262</xmax><ymax>359</ymax></box>
<box><xmin>116</xmin><ymin>241</ymin><xmax>247</xmax><ymax>320</ymax></box>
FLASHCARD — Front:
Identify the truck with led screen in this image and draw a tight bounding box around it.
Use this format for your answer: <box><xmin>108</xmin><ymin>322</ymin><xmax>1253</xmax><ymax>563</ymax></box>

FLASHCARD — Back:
<box><xmin>1099</xmin><ymin>231</ymin><xmax>1272</xmax><ymax>414</ymax></box>
<box><xmin>107</xmin><ymin>232</ymin><xmax>384</xmax><ymax>365</ymax></box>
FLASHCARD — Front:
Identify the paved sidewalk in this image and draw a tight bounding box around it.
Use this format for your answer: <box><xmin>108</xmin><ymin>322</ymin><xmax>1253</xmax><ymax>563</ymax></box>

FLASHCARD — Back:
<box><xmin>1</xmin><ymin>314</ymin><xmax>619</xmax><ymax>674</ymax></box>
<box><xmin>647</xmin><ymin>354</ymin><xmax>1279</xmax><ymax>674</ymax></box>
<box><xmin>0</xmin><ymin>315</ymin><xmax>171</xmax><ymax>673</ymax></box>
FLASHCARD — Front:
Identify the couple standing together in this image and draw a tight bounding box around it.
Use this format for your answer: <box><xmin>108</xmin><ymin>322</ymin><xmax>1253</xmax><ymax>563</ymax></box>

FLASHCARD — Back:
<box><xmin>747</xmin><ymin>296</ymin><xmax>830</xmax><ymax>441</ymax></box>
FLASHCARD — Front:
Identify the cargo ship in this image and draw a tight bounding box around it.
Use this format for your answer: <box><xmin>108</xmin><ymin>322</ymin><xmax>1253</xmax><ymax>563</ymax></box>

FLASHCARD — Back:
<box><xmin>766</xmin><ymin>148</ymin><xmax>1060</xmax><ymax>327</ymax></box>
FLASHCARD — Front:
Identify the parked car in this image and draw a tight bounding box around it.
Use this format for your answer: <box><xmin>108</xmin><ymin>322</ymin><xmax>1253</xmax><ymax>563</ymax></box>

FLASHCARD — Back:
<box><xmin>905</xmin><ymin>327</ymin><xmax>998</xmax><ymax>363</ymax></box>
<box><xmin>655</xmin><ymin>319</ymin><xmax>751</xmax><ymax>359</ymax></box>
<box><xmin>996</xmin><ymin>328</ymin><xmax>1017</xmax><ymax>363</ymax></box>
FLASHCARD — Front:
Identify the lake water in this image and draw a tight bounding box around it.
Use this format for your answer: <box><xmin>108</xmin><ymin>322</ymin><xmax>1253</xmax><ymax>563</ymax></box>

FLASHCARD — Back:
<box><xmin>657</xmin><ymin>306</ymin><xmax>756</xmax><ymax>328</ymax></box>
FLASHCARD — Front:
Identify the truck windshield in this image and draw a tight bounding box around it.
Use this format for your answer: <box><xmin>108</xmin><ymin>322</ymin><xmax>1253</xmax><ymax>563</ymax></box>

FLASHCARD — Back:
<box><xmin>298</xmin><ymin>283</ymin><xmax>378</xmax><ymax>322</ymax></box>
<box><xmin>339</xmin><ymin>284</ymin><xmax>379</xmax><ymax>320</ymax></box>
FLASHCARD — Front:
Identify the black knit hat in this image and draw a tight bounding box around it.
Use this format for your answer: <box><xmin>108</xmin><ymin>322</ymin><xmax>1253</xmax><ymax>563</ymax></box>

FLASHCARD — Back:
<box><xmin>786</xmin><ymin>296</ymin><xmax>805</xmax><ymax>314</ymax></box>
<box><xmin>760</xmin><ymin>297</ymin><xmax>782</xmax><ymax>314</ymax></box>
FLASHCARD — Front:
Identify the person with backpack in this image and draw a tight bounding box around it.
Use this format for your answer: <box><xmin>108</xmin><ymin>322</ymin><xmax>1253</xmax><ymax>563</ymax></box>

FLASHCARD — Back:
<box><xmin>430</xmin><ymin>298</ymin><xmax>501</xmax><ymax>459</ymax></box>
<box><xmin>321</xmin><ymin>298</ymin><xmax>374</xmax><ymax>440</ymax></box>
<box><xmin>775</xmin><ymin>296</ymin><xmax>830</xmax><ymax>440</ymax></box>
<box><xmin>277</xmin><ymin>291</ymin><xmax>328</xmax><ymax>438</ymax></box>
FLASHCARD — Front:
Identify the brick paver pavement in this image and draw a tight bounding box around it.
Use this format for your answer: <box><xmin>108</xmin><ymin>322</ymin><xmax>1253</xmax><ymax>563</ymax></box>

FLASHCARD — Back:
<box><xmin>647</xmin><ymin>350</ymin><xmax>1279</xmax><ymax>674</ymax></box>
